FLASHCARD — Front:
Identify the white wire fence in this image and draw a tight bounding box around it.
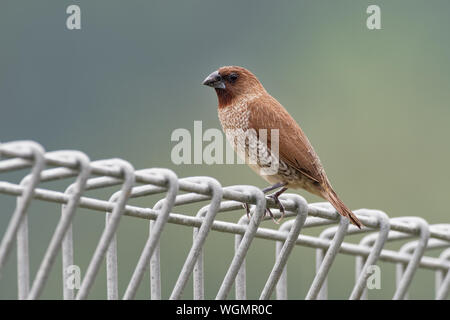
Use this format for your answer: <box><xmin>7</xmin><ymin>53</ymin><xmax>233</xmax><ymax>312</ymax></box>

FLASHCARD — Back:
<box><xmin>0</xmin><ymin>140</ymin><xmax>449</xmax><ymax>299</ymax></box>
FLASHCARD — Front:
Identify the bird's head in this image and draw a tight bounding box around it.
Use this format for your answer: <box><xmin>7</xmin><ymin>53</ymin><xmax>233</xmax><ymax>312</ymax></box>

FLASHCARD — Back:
<box><xmin>202</xmin><ymin>66</ymin><xmax>264</xmax><ymax>107</ymax></box>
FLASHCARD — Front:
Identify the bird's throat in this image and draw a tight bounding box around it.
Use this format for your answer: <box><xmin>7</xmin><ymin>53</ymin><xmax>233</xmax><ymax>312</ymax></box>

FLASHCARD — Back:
<box><xmin>215</xmin><ymin>88</ymin><xmax>234</xmax><ymax>108</ymax></box>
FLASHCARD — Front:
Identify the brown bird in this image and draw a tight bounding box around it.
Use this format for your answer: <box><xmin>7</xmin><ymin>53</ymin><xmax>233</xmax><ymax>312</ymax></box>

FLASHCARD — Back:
<box><xmin>202</xmin><ymin>66</ymin><xmax>362</xmax><ymax>228</ymax></box>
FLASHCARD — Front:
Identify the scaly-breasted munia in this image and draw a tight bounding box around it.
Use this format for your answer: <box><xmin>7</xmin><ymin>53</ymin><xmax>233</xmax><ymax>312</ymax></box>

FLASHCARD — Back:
<box><xmin>203</xmin><ymin>66</ymin><xmax>362</xmax><ymax>228</ymax></box>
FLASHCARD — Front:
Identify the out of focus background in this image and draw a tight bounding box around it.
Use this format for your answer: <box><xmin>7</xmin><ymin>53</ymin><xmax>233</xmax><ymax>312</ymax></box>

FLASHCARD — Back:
<box><xmin>1</xmin><ymin>0</ymin><xmax>449</xmax><ymax>299</ymax></box>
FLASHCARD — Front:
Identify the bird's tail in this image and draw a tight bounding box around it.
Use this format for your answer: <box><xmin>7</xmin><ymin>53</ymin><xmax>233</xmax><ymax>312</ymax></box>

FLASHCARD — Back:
<box><xmin>321</xmin><ymin>184</ymin><xmax>363</xmax><ymax>229</ymax></box>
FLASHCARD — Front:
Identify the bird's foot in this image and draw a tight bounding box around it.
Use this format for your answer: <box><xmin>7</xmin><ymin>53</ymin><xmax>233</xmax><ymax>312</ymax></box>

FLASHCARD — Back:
<box><xmin>266</xmin><ymin>187</ymin><xmax>288</xmax><ymax>224</ymax></box>
<box><xmin>264</xmin><ymin>207</ymin><xmax>279</xmax><ymax>224</ymax></box>
<box><xmin>243</xmin><ymin>202</ymin><xmax>278</xmax><ymax>223</ymax></box>
<box><xmin>243</xmin><ymin>203</ymin><xmax>251</xmax><ymax>220</ymax></box>
<box><xmin>243</xmin><ymin>184</ymin><xmax>288</xmax><ymax>223</ymax></box>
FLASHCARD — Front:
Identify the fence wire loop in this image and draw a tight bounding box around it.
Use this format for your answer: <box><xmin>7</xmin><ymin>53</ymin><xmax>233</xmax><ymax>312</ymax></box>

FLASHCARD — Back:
<box><xmin>123</xmin><ymin>168</ymin><xmax>179</xmax><ymax>300</ymax></box>
<box><xmin>392</xmin><ymin>217</ymin><xmax>430</xmax><ymax>300</ymax></box>
<box><xmin>351</xmin><ymin>210</ymin><xmax>390</xmax><ymax>300</ymax></box>
<box><xmin>29</xmin><ymin>151</ymin><xmax>91</xmax><ymax>300</ymax></box>
<box><xmin>76</xmin><ymin>159</ymin><xmax>135</xmax><ymax>300</ymax></box>
<box><xmin>260</xmin><ymin>194</ymin><xmax>308</xmax><ymax>300</ymax></box>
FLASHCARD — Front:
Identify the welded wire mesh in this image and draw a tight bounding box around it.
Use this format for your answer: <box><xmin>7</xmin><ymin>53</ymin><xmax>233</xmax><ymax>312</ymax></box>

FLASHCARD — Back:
<box><xmin>0</xmin><ymin>140</ymin><xmax>449</xmax><ymax>300</ymax></box>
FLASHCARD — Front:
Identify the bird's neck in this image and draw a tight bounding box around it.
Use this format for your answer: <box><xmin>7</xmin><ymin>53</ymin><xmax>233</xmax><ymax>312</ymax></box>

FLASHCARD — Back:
<box><xmin>216</xmin><ymin>89</ymin><xmax>264</xmax><ymax>109</ymax></box>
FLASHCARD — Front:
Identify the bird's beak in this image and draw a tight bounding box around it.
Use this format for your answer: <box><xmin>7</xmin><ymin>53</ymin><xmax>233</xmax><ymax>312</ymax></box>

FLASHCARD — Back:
<box><xmin>202</xmin><ymin>71</ymin><xmax>226</xmax><ymax>89</ymax></box>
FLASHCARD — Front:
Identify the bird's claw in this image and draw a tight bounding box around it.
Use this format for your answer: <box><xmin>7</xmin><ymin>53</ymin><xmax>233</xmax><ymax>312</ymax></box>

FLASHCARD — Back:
<box><xmin>242</xmin><ymin>203</ymin><xmax>279</xmax><ymax>224</ymax></box>
<box><xmin>266</xmin><ymin>192</ymin><xmax>286</xmax><ymax>224</ymax></box>
<box><xmin>243</xmin><ymin>186</ymin><xmax>287</xmax><ymax>224</ymax></box>
<box><xmin>265</xmin><ymin>207</ymin><xmax>280</xmax><ymax>224</ymax></box>
<box><xmin>243</xmin><ymin>203</ymin><xmax>251</xmax><ymax>220</ymax></box>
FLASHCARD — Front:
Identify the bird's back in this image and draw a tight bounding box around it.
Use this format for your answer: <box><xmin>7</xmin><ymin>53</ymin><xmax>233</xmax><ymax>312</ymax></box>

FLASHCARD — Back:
<box><xmin>247</xmin><ymin>94</ymin><xmax>329</xmax><ymax>186</ymax></box>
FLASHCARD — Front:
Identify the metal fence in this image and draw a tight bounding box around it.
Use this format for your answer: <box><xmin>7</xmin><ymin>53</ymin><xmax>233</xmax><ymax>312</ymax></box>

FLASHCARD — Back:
<box><xmin>0</xmin><ymin>140</ymin><xmax>449</xmax><ymax>300</ymax></box>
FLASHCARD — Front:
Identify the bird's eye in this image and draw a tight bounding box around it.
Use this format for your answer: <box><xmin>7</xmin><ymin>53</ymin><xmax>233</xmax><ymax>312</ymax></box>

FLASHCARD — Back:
<box><xmin>228</xmin><ymin>73</ymin><xmax>238</xmax><ymax>83</ymax></box>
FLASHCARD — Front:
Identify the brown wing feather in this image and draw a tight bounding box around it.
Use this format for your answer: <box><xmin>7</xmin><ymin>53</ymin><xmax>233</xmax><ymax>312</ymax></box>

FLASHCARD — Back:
<box><xmin>247</xmin><ymin>94</ymin><xmax>363</xmax><ymax>228</ymax></box>
<box><xmin>247</xmin><ymin>94</ymin><xmax>326</xmax><ymax>184</ymax></box>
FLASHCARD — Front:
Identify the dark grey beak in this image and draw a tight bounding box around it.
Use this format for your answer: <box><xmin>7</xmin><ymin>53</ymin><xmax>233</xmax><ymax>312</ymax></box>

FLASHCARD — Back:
<box><xmin>202</xmin><ymin>71</ymin><xmax>226</xmax><ymax>89</ymax></box>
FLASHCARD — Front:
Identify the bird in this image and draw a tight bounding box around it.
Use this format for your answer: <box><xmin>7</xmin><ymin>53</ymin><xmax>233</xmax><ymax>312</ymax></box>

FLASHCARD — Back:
<box><xmin>202</xmin><ymin>66</ymin><xmax>362</xmax><ymax>228</ymax></box>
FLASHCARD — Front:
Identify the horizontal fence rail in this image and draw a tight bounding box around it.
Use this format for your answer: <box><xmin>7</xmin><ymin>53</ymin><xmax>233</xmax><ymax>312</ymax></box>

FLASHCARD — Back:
<box><xmin>0</xmin><ymin>140</ymin><xmax>449</xmax><ymax>299</ymax></box>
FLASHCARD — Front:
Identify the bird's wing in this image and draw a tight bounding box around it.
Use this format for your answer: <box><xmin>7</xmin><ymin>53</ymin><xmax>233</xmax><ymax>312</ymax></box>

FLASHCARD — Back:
<box><xmin>247</xmin><ymin>94</ymin><xmax>326</xmax><ymax>184</ymax></box>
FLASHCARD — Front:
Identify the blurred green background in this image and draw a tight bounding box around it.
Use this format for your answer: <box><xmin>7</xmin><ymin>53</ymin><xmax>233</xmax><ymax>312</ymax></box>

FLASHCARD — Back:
<box><xmin>1</xmin><ymin>0</ymin><xmax>449</xmax><ymax>299</ymax></box>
